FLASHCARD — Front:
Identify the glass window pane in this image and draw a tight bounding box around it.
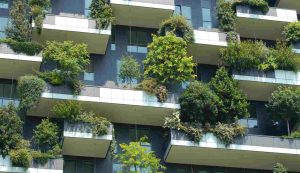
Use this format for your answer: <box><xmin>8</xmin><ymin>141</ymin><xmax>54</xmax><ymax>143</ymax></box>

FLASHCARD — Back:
<box><xmin>3</xmin><ymin>84</ymin><xmax>11</xmax><ymax>98</ymax></box>
<box><xmin>137</xmin><ymin>31</ymin><xmax>148</xmax><ymax>46</ymax></box>
<box><xmin>202</xmin><ymin>8</ymin><xmax>211</xmax><ymax>21</ymax></box>
<box><xmin>182</xmin><ymin>6</ymin><xmax>191</xmax><ymax>20</ymax></box>
<box><xmin>128</xmin><ymin>30</ymin><xmax>137</xmax><ymax>45</ymax></box>
<box><xmin>0</xmin><ymin>0</ymin><xmax>8</xmax><ymax>9</ymax></box>
<box><xmin>63</xmin><ymin>160</ymin><xmax>76</xmax><ymax>173</ymax></box>
<box><xmin>0</xmin><ymin>84</ymin><xmax>3</xmax><ymax>98</ymax></box>
<box><xmin>175</xmin><ymin>5</ymin><xmax>181</xmax><ymax>16</ymax></box>
<box><xmin>201</xmin><ymin>0</ymin><xmax>210</xmax><ymax>8</ymax></box>
<box><xmin>0</xmin><ymin>17</ymin><xmax>8</xmax><ymax>32</ymax></box>
<box><xmin>203</xmin><ymin>21</ymin><xmax>212</xmax><ymax>29</ymax></box>
<box><xmin>83</xmin><ymin>161</ymin><xmax>94</xmax><ymax>173</ymax></box>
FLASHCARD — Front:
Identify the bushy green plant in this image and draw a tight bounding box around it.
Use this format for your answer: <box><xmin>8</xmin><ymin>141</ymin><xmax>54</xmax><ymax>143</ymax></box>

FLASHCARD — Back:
<box><xmin>212</xmin><ymin>122</ymin><xmax>246</xmax><ymax>145</ymax></box>
<box><xmin>179</xmin><ymin>81</ymin><xmax>219</xmax><ymax>125</ymax></box>
<box><xmin>0</xmin><ymin>104</ymin><xmax>23</xmax><ymax>157</ymax></box>
<box><xmin>266</xmin><ymin>87</ymin><xmax>300</xmax><ymax>135</ymax></box>
<box><xmin>119</xmin><ymin>55</ymin><xmax>141</xmax><ymax>86</ymax></box>
<box><xmin>33</xmin><ymin>119</ymin><xmax>59</xmax><ymax>148</ymax></box>
<box><xmin>284</xmin><ymin>131</ymin><xmax>300</xmax><ymax>139</ymax></box>
<box><xmin>115</xmin><ymin>137</ymin><xmax>165</xmax><ymax>173</ymax></box>
<box><xmin>226</xmin><ymin>31</ymin><xmax>239</xmax><ymax>42</ymax></box>
<box><xmin>233</xmin><ymin>0</ymin><xmax>269</xmax><ymax>14</ymax></box>
<box><xmin>79</xmin><ymin>112</ymin><xmax>111</xmax><ymax>136</ymax></box>
<box><xmin>40</xmin><ymin>41</ymin><xmax>89</xmax><ymax>93</ymax></box>
<box><xmin>29</xmin><ymin>0</ymin><xmax>51</xmax><ymax>34</ymax></box>
<box><xmin>273</xmin><ymin>163</ymin><xmax>288</xmax><ymax>173</ymax></box>
<box><xmin>31</xmin><ymin>145</ymin><xmax>61</xmax><ymax>166</ymax></box>
<box><xmin>89</xmin><ymin>0</ymin><xmax>114</xmax><ymax>29</ymax></box>
<box><xmin>9</xmin><ymin>140</ymin><xmax>32</xmax><ymax>169</ymax></box>
<box><xmin>70</xmin><ymin>80</ymin><xmax>84</xmax><ymax>95</ymax></box>
<box><xmin>144</xmin><ymin>33</ymin><xmax>195</xmax><ymax>85</ymax></box>
<box><xmin>52</xmin><ymin>100</ymin><xmax>82</xmax><ymax>121</ymax></box>
<box><xmin>18</xmin><ymin>75</ymin><xmax>45</xmax><ymax>111</ymax></box>
<box><xmin>139</xmin><ymin>78</ymin><xmax>158</xmax><ymax>95</ymax></box>
<box><xmin>155</xmin><ymin>85</ymin><xmax>168</xmax><ymax>103</ymax></box>
<box><xmin>5</xmin><ymin>0</ymin><xmax>30</xmax><ymax>42</ymax></box>
<box><xmin>217</xmin><ymin>0</ymin><xmax>237</xmax><ymax>32</ymax></box>
<box><xmin>283</xmin><ymin>21</ymin><xmax>300</xmax><ymax>43</ymax></box>
<box><xmin>220</xmin><ymin>40</ymin><xmax>268</xmax><ymax>72</ymax></box>
<box><xmin>209</xmin><ymin>67</ymin><xmax>249</xmax><ymax>123</ymax></box>
<box><xmin>158</xmin><ymin>15</ymin><xmax>194</xmax><ymax>43</ymax></box>
<box><xmin>0</xmin><ymin>39</ymin><xmax>43</xmax><ymax>56</ymax></box>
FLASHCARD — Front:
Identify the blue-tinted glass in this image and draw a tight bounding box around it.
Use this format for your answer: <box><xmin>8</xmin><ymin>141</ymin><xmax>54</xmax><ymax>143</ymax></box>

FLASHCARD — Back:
<box><xmin>0</xmin><ymin>0</ymin><xmax>8</xmax><ymax>9</ymax></box>
<box><xmin>182</xmin><ymin>6</ymin><xmax>191</xmax><ymax>20</ymax></box>
<box><xmin>85</xmin><ymin>0</ymin><xmax>92</xmax><ymax>16</ymax></box>
<box><xmin>0</xmin><ymin>17</ymin><xmax>8</xmax><ymax>32</ymax></box>
<box><xmin>202</xmin><ymin>0</ymin><xmax>210</xmax><ymax>8</ymax></box>
<box><xmin>175</xmin><ymin>5</ymin><xmax>181</xmax><ymax>15</ymax></box>
<box><xmin>63</xmin><ymin>160</ymin><xmax>76</xmax><ymax>173</ymax></box>
<box><xmin>202</xmin><ymin>8</ymin><xmax>211</xmax><ymax>21</ymax></box>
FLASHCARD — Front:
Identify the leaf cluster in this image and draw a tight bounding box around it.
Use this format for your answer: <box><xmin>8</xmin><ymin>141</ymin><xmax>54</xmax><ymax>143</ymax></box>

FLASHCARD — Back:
<box><xmin>233</xmin><ymin>0</ymin><xmax>269</xmax><ymax>14</ymax></box>
<box><xmin>283</xmin><ymin>21</ymin><xmax>300</xmax><ymax>43</ymax></box>
<box><xmin>119</xmin><ymin>55</ymin><xmax>141</xmax><ymax>86</ymax></box>
<box><xmin>217</xmin><ymin>0</ymin><xmax>237</xmax><ymax>32</ymax></box>
<box><xmin>89</xmin><ymin>0</ymin><xmax>114</xmax><ymax>29</ymax></box>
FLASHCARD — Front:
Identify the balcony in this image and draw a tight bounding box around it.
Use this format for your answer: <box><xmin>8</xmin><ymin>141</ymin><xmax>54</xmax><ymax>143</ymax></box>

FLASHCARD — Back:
<box><xmin>0</xmin><ymin>156</ymin><xmax>63</xmax><ymax>173</ymax></box>
<box><xmin>32</xmin><ymin>14</ymin><xmax>111</xmax><ymax>54</ymax></box>
<box><xmin>165</xmin><ymin>130</ymin><xmax>300</xmax><ymax>172</ymax></box>
<box><xmin>236</xmin><ymin>5</ymin><xmax>297</xmax><ymax>40</ymax></box>
<box><xmin>111</xmin><ymin>0</ymin><xmax>175</xmax><ymax>28</ymax></box>
<box><xmin>276</xmin><ymin>0</ymin><xmax>300</xmax><ymax>14</ymax></box>
<box><xmin>0</xmin><ymin>44</ymin><xmax>42</xmax><ymax>80</ymax></box>
<box><xmin>233</xmin><ymin>69</ymin><xmax>300</xmax><ymax>101</ymax></box>
<box><xmin>29</xmin><ymin>85</ymin><xmax>179</xmax><ymax>126</ymax></box>
<box><xmin>188</xmin><ymin>29</ymin><xmax>228</xmax><ymax>65</ymax></box>
<box><xmin>63</xmin><ymin>122</ymin><xmax>113</xmax><ymax>158</ymax></box>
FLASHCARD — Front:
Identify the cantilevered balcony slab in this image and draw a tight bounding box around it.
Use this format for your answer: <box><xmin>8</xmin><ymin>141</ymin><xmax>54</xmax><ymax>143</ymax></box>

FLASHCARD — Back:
<box><xmin>32</xmin><ymin>14</ymin><xmax>111</xmax><ymax>54</ymax></box>
<box><xmin>111</xmin><ymin>0</ymin><xmax>175</xmax><ymax>28</ymax></box>
<box><xmin>236</xmin><ymin>5</ymin><xmax>297</xmax><ymax>40</ymax></box>
<box><xmin>276</xmin><ymin>0</ymin><xmax>300</xmax><ymax>14</ymax></box>
<box><xmin>62</xmin><ymin>122</ymin><xmax>113</xmax><ymax>158</ymax></box>
<box><xmin>233</xmin><ymin>70</ymin><xmax>300</xmax><ymax>101</ymax></box>
<box><xmin>0</xmin><ymin>157</ymin><xmax>63</xmax><ymax>173</ymax></box>
<box><xmin>0</xmin><ymin>44</ymin><xmax>42</xmax><ymax>80</ymax></box>
<box><xmin>29</xmin><ymin>85</ymin><xmax>179</xmax><ymax>126</ymax></box>
<box><xmin>165</xmin><ymin>130</ymin><xmax>300</xmax><ymax>172</ymax></box>
<box><xmin>188</xmin><ymin>29</ymin><xmax>228</xmax><ymax>65</ymax></box>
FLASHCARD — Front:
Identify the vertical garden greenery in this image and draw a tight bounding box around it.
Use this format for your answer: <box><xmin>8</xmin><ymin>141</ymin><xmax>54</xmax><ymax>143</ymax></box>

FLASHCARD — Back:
<box><xmin>283</xmin><ymin>21</ymin><xmax>300</xmax><ymax>43</ymax></box>
<box><xmin>119</xmin><ymin>55</ymin><xmax>141</xmax><ymax>86</ymax></box>
<box><xmin>273</xmin><ymin>163</ymin><xmax>288</xmax><ymax>173</ymax></box>
<box><xmin>89</xmin><ymin>0</ymin><xmax>114</xmax><ymax>29</ymax></box>
<box><xmin>143</xmin><ymin>33</ymin><xmax>195</xmax><ymax>85</ymax></box>
<box><xmin>29</xmin><ymin>0</ymin><xmax>51</xmax><ymax>34</ymax></box>
<box><xmin>217</xmin><ymin>0</ymin><xmax>236</xmax><ymax>32</ymax></box>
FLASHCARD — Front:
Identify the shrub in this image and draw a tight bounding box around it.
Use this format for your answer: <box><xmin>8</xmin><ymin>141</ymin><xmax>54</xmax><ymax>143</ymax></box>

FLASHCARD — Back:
<box><xmin>0</xmin><ymin>39</ymin><xmax>43</xmax><ymax>56</ymax></box>
<box><xmin>29</xmin><ymin>0</ymin><xmax>51</xmax><ymax>34</ymax></box>
<box><xmin>283</xmin><ymin>21</ymin><xmax>300</xmax><ymax>43</ymax></box>
<box><xmin>79</xmin><ymin>112</ymin><xmax>111</xmax><ymax>136</ymax></box>
<box><xmin>233</xmin><ymin>0</ymin><xmax>269</xmax><ymax>14</ymax></box>
<box><xmin>266</xmin><ymin>87</ymin><xmax>300</xmax><ymax>135</ymax></box>
<box><xmin>209</xmin><ymin>67</ymin><xmax>249</xmax><ymax>123</ymax></box>
<box><xmin>5</xmin><ymin>0</ymin><xmax>30</xmax><ymax>42</ymax></box>
<box><xmin>179</xmin><ymin>81</ymin><xmax>219</xmax><ymax>125</ymax></box>
<box><xmin>33</xmin><ymin>119</ymin><xmax>59</xmax><ymax>148</ymax></box>
<box><xmin>52</xmin><ymin>100</ymin><xmax>82</xmax><ymax>121</ymax></box>
<box><xmin>70</xmin><ymin>80</ymin><xmax>84</xmax><ymax>95</ymax></box>
<box><xmin>9</xmin><ymin>140</ymin><xmax>32</xmax><ymax>168</ymax></box>
<box><xmin>212</xmin><ymin>122</ymin><xmax>246</xmax><ymax>145</ymax></box>
<box><xmin>119</xmin><ymin>55</ymin><xmax>141</xmax><ymax>86</ymax></box>
<box><xmin>226</xmin><ymin>31</ymin><xmax>239</xmax><ymax>42</ymax></box>
<box><xmin>158</xmin><ymin>15</ymin><xmax>194</xmax><ymax>43</ymax></box>
<box><xmin>139</xmin><ymin>78</ymin><xmax>158</xmax><ymax>95</ymax></box>
<box><xmin>156</xmin><ymin>85</ymin><xmax>168</xmax><ymax>103</ymax></box>
<box><xmin>144</xmin><ymin>33</ymin><xmax>195</xmax><ymax>85</ymax></box>
<box><xmin>284</xmin><ymin>131</ymin><xmax>300</xmax><ymax>139</ymax></box>
<box><xmin>220</xmin><ymin>40</ymin><xmax>268</xmax><ymax>72</ymax></box>
<box><xmin>217</xmin><ymin>0</ymin><xmax>236</xmax><ymax>32</ymax></box>
<box><xmin>0</xmin><ymin>104</ymin><xmax>23</xmax><ymax>157</ymax></box>
<box><xmin>31</xmin><ymin>145</ymin><xmax>61</xmax><ymax>166</ymax></box>
<box><xmin>18</xmin><ymin>75</ymin><xmax>45</xmax><ymax>111</ymax></box>
<box><xmin>89</xmin><ymin>0</ymin><xmax>114</xmax><ymax>29</ymax></box>
<box><xmin>164</xmin><ymin>111</ymin><xmax>181</xmax><ymax>129</ymax></box>
<box><xmin>273</xmin><ymin>163</ymin><xmax>288</xmax><ymax>173</ymax></box>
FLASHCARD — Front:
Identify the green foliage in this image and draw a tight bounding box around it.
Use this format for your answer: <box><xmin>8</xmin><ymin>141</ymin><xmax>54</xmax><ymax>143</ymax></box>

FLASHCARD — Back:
<box><xmin>18</xmin><ymin>75</ymin><xmax>46</xmax><ymax>111</ymax></box>
<box><xmin>226</xmin><ymin>31</ymin><xmax>239</xmax><ymax>42</ymax></box>
<box><xmin>158</xmin><ymin>15</ymin><xmax>194</xmax><ymax>43</ymax></box>
<box><xmin>0</xmin><ymin>39</ymin><xmax>43</xmax><ymax>56</ymax></box>
<box><xmin>0</xmin><ymin>104</ymin><xmax>23</xmax><ymax>157</ymax></box>
<box><xmin>89</xmin><ymin>0</ymin><xmax>114</xmax><ymax>29</ymax></box>
<box><xmin>115</xmin><ymin>137</ymin><xmax>165</xmax><ymax>173</ymax></box>
<box><xmin>40</xmin><ymin>41</ymin><xmax>89</xmax><ymax>93</ymax></box>
<box><xmin>78</xmin><ymin>112</ymin><xmax>111</xmax><ymax>136</ymax></box>
<box><xmin>266</xmin><ymin>87</ymin><xmax>300</xmax><ymax>135</ymax></box>
<box><xmin>209</xmin><ymin>67</ymin><xmax>249</xmax><ymax>123</ymax></box>
<box><xmin>144</xmin><ymin>33</ymin><xmax>195</xmax><ymax>85</ymax></box>
<box><xmin>29</xmin><ymin>0</ymin><xmax>51</xmax><ymax>34</ymax></box>
<box><xmin>119</xmin><ymin>55</ymin><xmax>141</xmax><ymax>86</ymax></box>
<box><xmin>283</xmin><ymin>21</ymin><xmax>300</xmax><ymax>43</ymax></box>
<box><xmin>217</xmin><ymin>0</ymin><xmax>237</xmax><ymax>32</ymax></box>
<box><xmin>9</xmin><ymin>140</ymin><xmax>32</xmax><ymax>168</ymax></box>
<box><xmin>284</xmin><ymin>131</ymin><xmax>300</xmax><ymax>139</ymax></box>
<box><xmin>155</xmin><ymin>85</ymin><xmax>168</xmax><ymax>103</ymax></box>
<box><xmin>179</xmin><ymin>81</ymin><xmax>219</xmax><ymax>125</ymax></box>
<box><xmin>212</xmin><ymin>122</ymin><xmax>246</xmax><ymax>146</ymax></box>
<box><xmin>31</xmin><ymin>145</ymin><xmax>61</xmax><ymax>166</ymax></box>
<box><xmin>233</xmin><ymin>0</ymin><xmax>269</xmax><ymax>14</ymax></box>
<box><xmin>273</xmin><ymin>163</ymin><xmax>288</xmax><ymax>173</ymax></box>
<box><xmin>33</xmin><ymin>119</ymin><xmax>59</xmax><ymax>148</ymax></box>
<box><xmin>5</xmin><ymin>0</ymin><xmax>30</xmax><ymax>42</ymax></box>
<box><xmin>70</xmin><ymin>80</ymin><xmax>84</xmax><ymax>95</ymax></box>
<box><xmin>139</xmin><ymin>78</ymin><xmax>158</xmax><ymax>95</ymax></box>
<box><xmin>52</xmin><ymin>100</ymin><xmax>82</xmax><ymax>121</ymax></box>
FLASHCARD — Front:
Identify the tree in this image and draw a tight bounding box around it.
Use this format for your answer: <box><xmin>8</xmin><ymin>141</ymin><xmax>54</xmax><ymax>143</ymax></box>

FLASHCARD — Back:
<box><xmin>266</xmin><ymin>87</ymin><xmax>300</xmax><ymax>135</ymax></box>
<box><xmin>209</xmin><ymin>67</ymin><xmax>249</xmax><ymax>123</ymax></box>
<box><xmin>143</xmin><ymin>33</ymin><xmax>195</xmax><ymax>85</ymax></box>
<box><xmin>29</xmin><ymin>0</ymin><xmax>51</xmax><ymax>34</ymax></box>
<box><xmin>0</xmin><ymin>104</ymin><xmax>23</xmax><ymax>157</ymax></box>
<box><xmin>115</xmin><ymin>137</ymin><xmax>165</xmax><ymax>173</ymax></box>
<box><xmin>89</xmin><ymin>0</ymin><xmax>114</xmax><ymax>29</ymax></box>
<box><xmin>5</xmin><ymin>0</ymin><xmax>30</xmax><ymax>42</ymax></box>
<box><xmin>273</xmin><ymin>163</ymin><xmax>288</xmax><ymax>173</ymax></box>
<box><xmin>33</xmin><ymin>119</ymin><xmax>59</xmax><ymax>150</ymax></box>
<box><xmin>216</xmin><ymin>0</ymin><xmax>236</xmax><ymax>32</ymax></box>
<box><xmin>119</xmin><ymin>55</ymin><xmax>141</xmax><ymax>86</ymax></box>
<box><xmin>179</xmin><ymin>81</ymin><xmax>220</xmax><ymax>125</ymax></box>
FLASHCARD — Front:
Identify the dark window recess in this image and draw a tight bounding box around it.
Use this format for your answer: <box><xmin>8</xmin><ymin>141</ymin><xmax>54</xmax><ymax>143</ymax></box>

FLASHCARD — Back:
<box><xmin>127</xmin><ymin>29</ymin><xmax>152</xmax><ymax>53</ymax></box>
<box><xmin>64</xmin><ymin>159</ymin><xmax>94</xmax><ymax>173</ymax></box>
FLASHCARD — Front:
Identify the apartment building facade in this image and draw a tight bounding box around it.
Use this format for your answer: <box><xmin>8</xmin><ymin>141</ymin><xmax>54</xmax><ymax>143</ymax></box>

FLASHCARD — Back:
<box><xmin>0</xmin><ymin>0</ymin><xmax>300</xmax><ymax>173</ymax></box>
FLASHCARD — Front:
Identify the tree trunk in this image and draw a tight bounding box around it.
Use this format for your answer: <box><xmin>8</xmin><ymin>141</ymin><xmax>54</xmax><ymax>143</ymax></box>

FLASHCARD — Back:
<box><xmin>287</xmin><ymin>119</ymin><xmax>290</xmax><ymax>136</ymax></box>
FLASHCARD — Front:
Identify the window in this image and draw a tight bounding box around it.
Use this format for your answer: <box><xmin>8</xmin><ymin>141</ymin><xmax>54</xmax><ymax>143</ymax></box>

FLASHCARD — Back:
<box><xmin>239</xmin><ymin>102</ymin><xmax>258</xmax><ymax>128</ymax></box>
<box><xmin>129</xmin><ymin>128</ymin><xmax>151</xmax><ymax>151</ymax></box>
<box><xmin>82</xmin><ymin>161</ymin><xmax>94</xmax><ymax>173</ymax></box>
<box><xmin>64</xmin><ymin>159</ymin><xmax>94</xmax><ymax>173</ymax></box>
<box><xmin>0</xmin><ymin>17</ymin><xmax>8</xmax><ymax>39</ymax></box>
<box><xmin>84</xmin><ymin>0</ymin><xmax>92</xmax><ymax>17</ymax></box>
<box><xmin>174</xmin><ymin>5</ymin><xmax>192</xmax><ymax>24</ymax></box>
<box><xmin>0</xmin><ymin>81</ymin><xmax>19</xmax><ymax>107</ymax></box>
<box><xmin>84</xmin><ymin>60</ymin><xmax>94</xmax><ymax>82</ymax></box>
<box><xmin>64</xmin><ymin>160</ymin><xmax>76</xmax><ymax>173</ymax></box>
<box><xmin>201</xmin><ymin>0</ymin><xmax>212</xmax><ymax>28</ymax></box>
<box><xmin>127</xmin><ymin>29</ymin><xmax>151</xmax><ymax>53</ymax></box>
<box><xmin>0</xmin><ymin>0</ymin><xmax>8</xmax><ymax>9</ymax></box>
<box><xmin>111</xmin><ymin>27</ymin><xmax>116</xmax><ymax>51</ymax></box>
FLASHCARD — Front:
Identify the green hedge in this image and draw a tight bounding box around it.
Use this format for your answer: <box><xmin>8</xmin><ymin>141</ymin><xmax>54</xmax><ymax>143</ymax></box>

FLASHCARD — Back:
<box><xmin>0</xmin><ymin>39</ymin><xmax>43</xmax><ymax>56</ymax></box>
<box><xmin>233</xmin><ymin>0</ymin><xmax>269</xmax><ymax>14</ymax></box>
<box><xmin>283</xmin><ymin>21</ymin><xmax>300</xmax><ymax>43</ymax></box>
